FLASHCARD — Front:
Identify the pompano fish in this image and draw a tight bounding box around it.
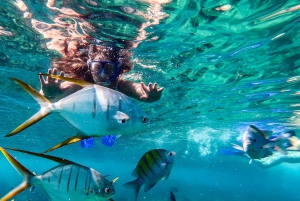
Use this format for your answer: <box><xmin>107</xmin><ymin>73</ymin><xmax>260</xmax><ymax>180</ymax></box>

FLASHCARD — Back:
<box><xmin>6</xmin><ymin>75</ymin><xmax>149</xmax><ymax>152</ymax></box>
<box><xmin>0</xmin><ymin>147</ymin><xmax>118</xmax><ymax>201</ymax></box>
<box><xmin>233</xmin><ymin>125</ymin><xmax>289</xmax><ymax>162</ymax></box>
<box><xmin>123</xmin><ymin>149</ymin><xmax>176</xmax><ymax>201</ymax></box>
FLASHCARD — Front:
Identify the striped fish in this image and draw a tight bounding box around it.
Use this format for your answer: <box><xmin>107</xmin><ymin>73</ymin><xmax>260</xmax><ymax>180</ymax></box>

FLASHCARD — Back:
<box><xmin>123</xmin><ymin>149</ymin><xmax>176</xmax><ymax>201</ymax></box>
<box><xmin>6</xmin><ymin>75</ymin><xmax>149</xmax><ymax>153</ymax></box>
<box><xmin>0</xmin><ymin>147</ymin><xmax>118</xmax><ymax>201</ymax></box>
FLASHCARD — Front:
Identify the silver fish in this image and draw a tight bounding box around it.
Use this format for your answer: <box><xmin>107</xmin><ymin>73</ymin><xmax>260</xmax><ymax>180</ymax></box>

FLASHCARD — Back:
<box><xmin>123</xmin><ymin>149</ymin><xmax>176</xmax><ymax>201</ymax></box>
<box><xmin>233</xmin><ymin>125</ymin><xmax>288</xmax><ymax>162</ymax></box>
<box><xmin>6</xmin><ymin>75</ymin><xmax>149</xmax><ymax>152</ymax></box>
<box><xmin>0</xmin><ymin>147</ymin><xmax>118</xmax><ymax>201</ymax></box>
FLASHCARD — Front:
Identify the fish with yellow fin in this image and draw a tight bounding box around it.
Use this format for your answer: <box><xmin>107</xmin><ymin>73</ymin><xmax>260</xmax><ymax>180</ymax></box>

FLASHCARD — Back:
<box><xmin>6</xmin><ymin>75</ymin><xmax>149</xmax><ymax>153</ymax></box>
<box><xmin>123</xmin><ymin>149</ymin><xmax>176</xmax><ymax>201</ymax></box>
<box><xmin>0</xmin><ymin>147</ymin><xmax>118</xmax><ymax>201</ymax></box>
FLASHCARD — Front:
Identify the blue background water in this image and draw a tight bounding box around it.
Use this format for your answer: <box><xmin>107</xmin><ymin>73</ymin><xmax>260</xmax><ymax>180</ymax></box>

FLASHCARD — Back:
<box><xmin>1</xmin><ymin>0</ymin><xmax>300</xmax><ymax>200</ymax></box>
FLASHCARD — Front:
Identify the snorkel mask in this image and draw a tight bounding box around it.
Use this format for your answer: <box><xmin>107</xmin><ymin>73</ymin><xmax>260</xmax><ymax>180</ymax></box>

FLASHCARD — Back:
<box><xmin>88</xmin><ymin>60</ymin><xmax>121</xmax><ymax>86</ymax></box>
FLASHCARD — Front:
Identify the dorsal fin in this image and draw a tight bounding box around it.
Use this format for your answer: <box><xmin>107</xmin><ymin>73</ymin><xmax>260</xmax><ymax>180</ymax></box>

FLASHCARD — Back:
<box><xmin>38</xmin><ymin>73</ymin><xmax>93</xmax><ymax>88</ymax></box>
<box><xmin>249</xmin><ymin>125</ymin><xmax>268</xmax><ymax>138</ymax></box>
<box><xmin>5</xmin><ymin>147</ymin><xmax>80</xmax><ymax>166</ymax></box>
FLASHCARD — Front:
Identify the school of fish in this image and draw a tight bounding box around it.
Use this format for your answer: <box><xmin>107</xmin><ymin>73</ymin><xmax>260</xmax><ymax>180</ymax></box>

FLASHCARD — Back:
<box><xmin>2</xmin><ymin>75</ymin><xmax>300</xmax><ymax>201</ymax></box>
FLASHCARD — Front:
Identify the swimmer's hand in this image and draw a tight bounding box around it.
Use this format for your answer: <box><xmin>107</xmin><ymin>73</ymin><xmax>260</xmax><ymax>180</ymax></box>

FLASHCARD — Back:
<box><xmin>140</xmin><ymin>82</ymin><xmax>164</xmax><ymax>102</ymax></box>
<box><xmin>39</xmin><ymin>68</ymin><xmax>65</xmax><ymax>100</ymax></box>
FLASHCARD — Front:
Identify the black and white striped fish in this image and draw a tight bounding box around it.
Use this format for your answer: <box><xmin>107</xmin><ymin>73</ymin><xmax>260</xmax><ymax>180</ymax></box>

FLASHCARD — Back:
<box><xmin>0</xmin><ymin>147</ymin><xmax>117</xmax><ymax>201</ymax></box>
<box><xmin>123</xmin><ymin>149</ymin><xmax>176</xmax><ymax>201</ymax></box>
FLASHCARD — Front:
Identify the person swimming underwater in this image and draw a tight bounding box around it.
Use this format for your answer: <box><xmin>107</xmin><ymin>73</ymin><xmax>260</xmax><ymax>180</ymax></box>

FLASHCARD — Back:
<box><xmin>40</xmin><ymin>44</ymin><xmax>164</xmax><ymax>103</ymax></box>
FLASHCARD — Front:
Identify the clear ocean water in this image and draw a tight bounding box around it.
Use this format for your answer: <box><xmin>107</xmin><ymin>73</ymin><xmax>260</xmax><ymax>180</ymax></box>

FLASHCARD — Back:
<box><xmin>1</xmin><ymin>0</ymin><xmax>300</xmax><ymax>200</ymax></box>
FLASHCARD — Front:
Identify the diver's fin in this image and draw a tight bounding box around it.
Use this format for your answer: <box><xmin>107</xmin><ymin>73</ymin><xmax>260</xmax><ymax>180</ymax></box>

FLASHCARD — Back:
<box><xmin>231</xmin><ymin>143</ymin><xmax>244</xmax><ymax>151</ymax></box>
<box><xmin>39</xmin><ymin>74</ymin><xmax>92</xmax><ymax>87</ymax></box>
<box><xmin>0</xmin><ymin>147</ymin><xmax>34</xmax><ymax>200</ymax></box>
<box><xmin>5</xmin><ymin>147</ymin><xmax>78</xmax><ymax>165</ymax></box>
<box><xmin>6</xmin><ymin>78</ymin><xmax>53</xmax><ymax>137</ymax></box>
<box><xmin>43</xmin><ymin>136</ymin><xmax>88</xmax><ymax>153</ymax></box>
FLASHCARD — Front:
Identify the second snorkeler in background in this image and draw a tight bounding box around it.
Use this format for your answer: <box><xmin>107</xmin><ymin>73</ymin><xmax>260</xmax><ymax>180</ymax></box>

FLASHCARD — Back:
<box><xmin>39</xmin><ymin>44</ymin><xmax>164</xmax><ymax>103</ymax></box>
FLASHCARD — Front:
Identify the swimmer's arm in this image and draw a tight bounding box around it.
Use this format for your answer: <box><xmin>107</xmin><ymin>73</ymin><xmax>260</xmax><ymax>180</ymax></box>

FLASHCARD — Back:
<box><xmin>117</xmin><ymin>79</ymin><xmax>164</xmax><ymax>103</ymax></box>
<box><xmin>253</xmin><ymin>151</ymin><xmax>300</xmax><ymax>169</ymax></box>
<box><xmin>39</xmin><ymin>69</ymin><xmax>82</xmax><ymax>102</ymax></box>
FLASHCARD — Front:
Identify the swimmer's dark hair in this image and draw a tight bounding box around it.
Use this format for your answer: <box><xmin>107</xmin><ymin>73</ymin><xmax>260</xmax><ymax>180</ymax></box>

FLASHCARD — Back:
<box><xmin>51</xmin><ymin>43</ymin><xmax>133</xmax><ymax>83</ymax></box>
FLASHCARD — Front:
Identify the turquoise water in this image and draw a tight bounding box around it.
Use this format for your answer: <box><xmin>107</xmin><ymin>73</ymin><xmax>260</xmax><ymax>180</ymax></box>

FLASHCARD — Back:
<box><xmin>1</xmin><ymin>0</ymin><xmax>300</xmax><ymax>200</ymax></box>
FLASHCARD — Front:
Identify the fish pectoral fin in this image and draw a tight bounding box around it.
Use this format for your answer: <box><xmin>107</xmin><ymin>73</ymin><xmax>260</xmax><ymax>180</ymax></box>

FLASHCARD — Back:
<box><xmin>249</xmin><ymin>159</ymin><xmax>252</xmax><ymax>164</ymax></box>
<box><xmin>111</xmin><ymin>177</ymin><xmax>119</xmax><ymax>185</ymax></box>
<box><xmin>164</xmin><ymin>171</ymin><xmax>171</xmax><ymax>180</ymax></box>
<box><xmin>39</xmin><ymin>74</ymin><xmax>93</xmax><ymax>87</ymax></box>
<box><xmin>262</xmin><ymin>142</ymin><xmax>275</xmax><ymax>149</ymax></box>
<box><xmin>231</xmin><ymin>143</ymin><xmax>244</xmax><ymax>151</ymax></box>
<box><xmin>113</xmin><ymin>111</ymin><xmax>130</xmax><ymax>123</ymax></box>
<box><xmin>144</xmin><ymin>182</ymin><xmax>157</xmax><ymax>192</ymax></box>
<box><xmin>43</xmin><ymin>136</ymin><xmax>87</xmax><ymax>153</ymax></box>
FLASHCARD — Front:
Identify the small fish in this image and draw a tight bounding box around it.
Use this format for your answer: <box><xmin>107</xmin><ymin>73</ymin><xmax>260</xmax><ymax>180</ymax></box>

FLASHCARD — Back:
<box><xmin>170</xmin><ymin>190</ymin><xmax>176</xmax><ymax>201</ymax></box>
<box><xmin>6</xmin><ymin>76</ymin><xmax>149</xmax><ymax>153</ymax></box>
<box><xmin>0</xmin><ymin>147</ymin><xmax>117</xmax><ymax>201</ymax></box>
<box><xmin>123</xmin><ymin>149</ymin><xmax>176</xmax><ymax>201</ymax></box>
<box><xmin>232</xmin><ymin>125</ymin><xmax>288</xmax><ymax>162</ymax></box>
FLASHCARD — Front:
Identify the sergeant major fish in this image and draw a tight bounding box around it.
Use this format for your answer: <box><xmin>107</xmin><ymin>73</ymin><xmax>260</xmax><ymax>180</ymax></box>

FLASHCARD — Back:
<box><xmin>233</xmin><ymin>125</ymin><xmax>289</xmax><ymax>163</ymax></box>
<box><xmin>123</xmin><ymin>149</ymin><xmax>176</xmax><ymax>201</ymax></box>
<box><xmin>6</xmin><ymin>75</ymin><xmax>149</xmax><ymax>153</ymax></box>
<box><xmin>0</xmin><ymin>147</ymin><xmax>117</xmax><ymax>201</ymax></box>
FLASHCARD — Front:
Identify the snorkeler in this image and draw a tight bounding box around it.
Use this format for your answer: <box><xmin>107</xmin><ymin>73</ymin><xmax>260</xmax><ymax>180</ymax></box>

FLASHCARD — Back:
<box><xmin>39</xmin><ymin>44</ymin><xmax>164</xmax><ymax>103</ymax></box>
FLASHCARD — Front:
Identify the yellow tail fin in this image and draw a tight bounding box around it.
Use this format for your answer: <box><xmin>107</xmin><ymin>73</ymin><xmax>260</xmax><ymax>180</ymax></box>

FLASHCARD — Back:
<box><xmin>0</xmin><ymin>147</ymin><xmax>34</xmax><ymax>201</ymax></box>
<box><xmin>6</xmin><ymin>78</ymin><xmax>53</xmax><ymax>137</ymax></box>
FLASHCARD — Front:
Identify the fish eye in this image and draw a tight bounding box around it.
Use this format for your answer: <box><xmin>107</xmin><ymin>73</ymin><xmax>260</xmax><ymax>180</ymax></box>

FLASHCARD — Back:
<box><xmin>105</xmin><ymin>188</ymin><xmax>111</xmax><ymax>194</ymax></box>
<box><xmin>121</xmin><ymin>119</ymin><xmax>126</xmax><ymax>123</ymax></box>
<box><xmin>141</xmin><ymin>116</ymin><xmax>148</xmax><ymax>123</ymax></box>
